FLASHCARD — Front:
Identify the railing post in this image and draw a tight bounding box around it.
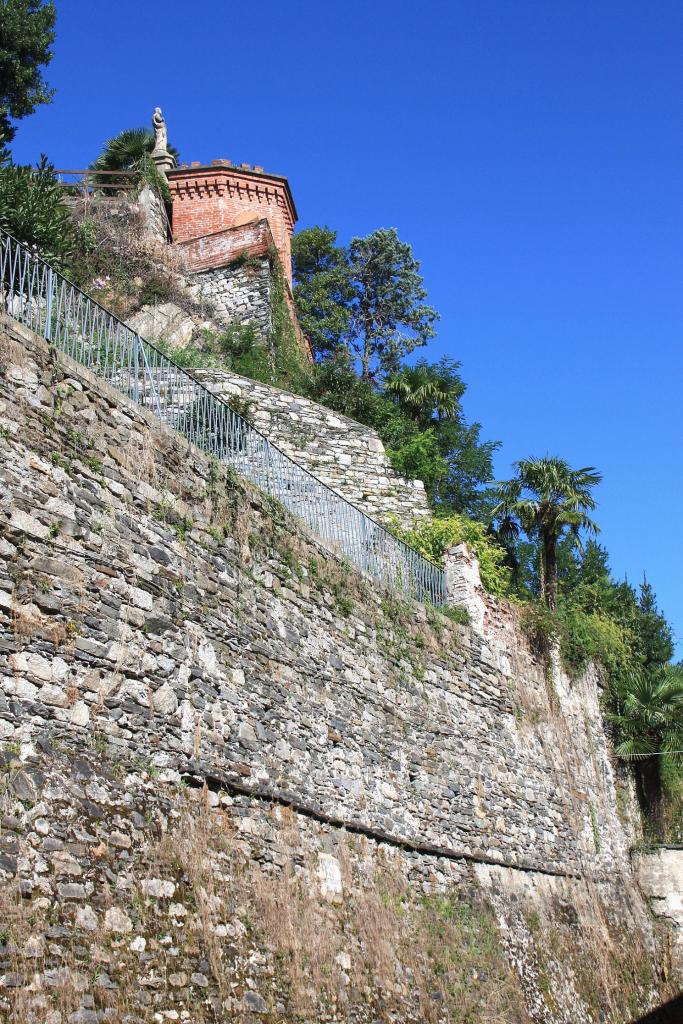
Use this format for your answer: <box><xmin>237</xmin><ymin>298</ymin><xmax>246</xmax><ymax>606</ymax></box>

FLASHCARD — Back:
<box><xmin>133</xmin><ymin>335</ymin><xmax>140</xmax><ymax>403</ymax></box>
<box><xmin>45</xmin><ymin>267</ymin><xmax>54</xmax><ymax>342</ymax></box>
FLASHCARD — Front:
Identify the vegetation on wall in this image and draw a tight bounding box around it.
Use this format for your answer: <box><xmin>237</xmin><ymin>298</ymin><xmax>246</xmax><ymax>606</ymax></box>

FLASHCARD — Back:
<box><xmin>392</xmin><ymin>513</ymin><xmax>512</xmax><ymax>597</ymax></box>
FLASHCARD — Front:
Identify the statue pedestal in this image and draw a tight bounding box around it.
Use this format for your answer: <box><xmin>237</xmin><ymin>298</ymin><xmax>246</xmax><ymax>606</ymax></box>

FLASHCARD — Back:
<box><xmin>151</xmin><ymin>150</ymin><xmax>176</xmax><ymax>175</ymax></box>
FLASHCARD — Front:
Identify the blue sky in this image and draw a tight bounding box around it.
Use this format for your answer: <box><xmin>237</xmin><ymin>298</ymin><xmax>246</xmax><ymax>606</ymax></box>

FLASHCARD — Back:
<box><xmin>11</xmin><ymin>0</ymin><xmax>683</xmax><ymax>656</ymax></box>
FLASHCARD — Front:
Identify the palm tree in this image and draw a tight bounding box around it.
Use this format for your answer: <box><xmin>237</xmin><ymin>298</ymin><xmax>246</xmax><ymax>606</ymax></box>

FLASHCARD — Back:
<box><xmin>90</xmin><ymin>128</ymin><xmax>180</xmax><ymax>189</ymax></box>
<box><xmin>492</xmin><ymin>456</ymin><xmax>602</xmax><ymax>609</ymax></box>
<box><xmin>385</xmin><ymin>359</ymin><xmax>464</xmax><ymax>426</ymax></box>
<box><xmin>609</xmin><ymin>664</ymin><xmax>683</xmax><ymax>837</ymax></box>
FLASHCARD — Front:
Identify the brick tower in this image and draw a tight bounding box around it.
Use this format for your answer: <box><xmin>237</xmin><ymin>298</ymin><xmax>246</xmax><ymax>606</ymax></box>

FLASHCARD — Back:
<box><xmin>167</xmin><ymin>160</ymin><xmax>297</xmax><ymax>283</ymax></box>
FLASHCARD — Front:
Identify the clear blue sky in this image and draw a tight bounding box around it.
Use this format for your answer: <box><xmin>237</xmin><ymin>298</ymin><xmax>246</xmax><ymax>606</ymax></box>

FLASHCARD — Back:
<box><xmin>11</xmin><ymin>0</ymin><xmax>683</xmax><ymax>657</ymax></box>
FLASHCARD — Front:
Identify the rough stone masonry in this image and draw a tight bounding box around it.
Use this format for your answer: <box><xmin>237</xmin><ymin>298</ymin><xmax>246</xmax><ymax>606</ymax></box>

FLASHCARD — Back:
<box><xmin>194</xmin><ymin>367</ymin><xmax>430</xmax><ymax>528</ymax></box>
<box><xmin>0</xmin><ymin>314</ymin><xmax>651</xmax><ymax>874</ymax></box>
<box><xmin>0</xmin><ymin>314</ymin><xmax>677</xmax><ymax>1021</ymax></box>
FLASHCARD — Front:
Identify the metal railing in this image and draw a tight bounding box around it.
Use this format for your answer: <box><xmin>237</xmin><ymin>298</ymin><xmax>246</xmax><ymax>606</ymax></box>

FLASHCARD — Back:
<box><xmin>54</xmin><ymin>169</ymin><xmax>138</xmax><ymax>193</ymax></box>
<box><xmin>0</xmin><ymin>229</ymin><xmax>446</xmax><ymax>606</ymax></box>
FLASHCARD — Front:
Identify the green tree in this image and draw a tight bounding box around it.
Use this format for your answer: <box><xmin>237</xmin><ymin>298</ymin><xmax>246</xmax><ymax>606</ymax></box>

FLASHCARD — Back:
<box><xmin>385</xmin><ymin>359</ymin><xmax>463</xmax><ymax>424</ymax></box>
<box><xmin>0</xmin><ymin>0</ymin><xmax>55</xmax><ymax>143</ymax></box>
<box><xmin>0</xmin><ymin>151</ymin><xmax>73</xmax><ymax>264</ymax></box>
<box><xmin>609</xmin><ymin>664</ymin><xmax>683</xmax><ymax>837</ymax></box>
<box><xmin>348</xmin><ymin>228</ymin><xmax>438</xmax><ymax>380</ymax></box>
<box><xmin>292</xmin><ymin>225</ymin><xmax>438</xmax><ymax>379</ymax></box>
<box><xmin>291</xmin><ymin>226</ymin><xmax>352</xmax><ymax>358</ymax></box>
<box><xmin>493</xmin><ymin>456</ymin><xmax>602</xmax><ymax>609</ymax></box>
<box><xmin>636</xmin><ymin>578</ymin><xmax>675</xmax><ymax>673</ymax></box>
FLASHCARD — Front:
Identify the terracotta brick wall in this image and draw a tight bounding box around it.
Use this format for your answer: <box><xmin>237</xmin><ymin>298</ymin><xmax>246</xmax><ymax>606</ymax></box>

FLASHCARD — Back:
<box><xmin>175</xmin><ymin>220</ymin><xmax>272</xmax><ymax>274</ymax></box>
<box><xmin>168</xmin><ymin>163</ymin><xmax>297</xmax><ymax>283</ymax></box>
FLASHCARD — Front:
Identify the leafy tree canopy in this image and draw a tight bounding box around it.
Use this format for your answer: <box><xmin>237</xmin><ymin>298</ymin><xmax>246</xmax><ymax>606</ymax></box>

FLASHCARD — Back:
<box><xmin>293</xmin><ymin>225</ymin><xmax>438</xmax><ymax>380</ymax></box>
<box><xmin>291</xmin><ymin>227</ymin><xmax>353</xmax><ymax>359</ymax></box>
<box><xmin>0</xmin><ymin>0</ymin><xmax>55</xmax><ymax>143</ymax></box>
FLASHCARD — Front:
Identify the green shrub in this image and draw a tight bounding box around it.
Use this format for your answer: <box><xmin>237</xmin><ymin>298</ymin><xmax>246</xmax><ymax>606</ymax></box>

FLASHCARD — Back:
<box><xmin>153</xmin><ymin>340</ymin><xmax>226</xmax><ymax>370</ymax></box>
<box><xmin>521</xmin><ymin>600</ymin><xmax>635</xmax><ymax>681</ymax></box>
<box><xmin>0</xmin><ymin>154</ymin><xmax>73</xmax><ymax>265</ymax></box>
<box><xmin>139</xmin><ymin>274</ymin><xmax>176</xmax><ymax>306</ymax></box>
<box><xmin>520</xmin><ymin>602</ymin><xmax>561</xmax><ymax>663</ymax></box>
<box><xmin>440</xmin><ymin>605</ymin><xmax>472</xmax><ymax>625</ymax></box>
<box><xmin>393</xmin><ymin>513</ymin><xmax>512</xmax><ymax>597</ymax></box>
<box><xmin>386</xmin><ymin>428</ymin><xmax>449</xmax><ymax>494</ymax></box>
<box><xmin>558</xmin><ymin>605</ymin><xmax>634</xmax><ymax>679</ymax></box>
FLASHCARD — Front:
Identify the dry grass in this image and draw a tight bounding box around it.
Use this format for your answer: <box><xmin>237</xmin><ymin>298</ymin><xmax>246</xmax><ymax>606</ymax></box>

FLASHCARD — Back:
<box><xmin>0</xmin><ymin>775</ymin><xmax>667</xmax><ymax>1024</ymax></box>
<box><xmin>0</xmin><ymin>885</ymin><xmax>86</xmax><ymax>1024</ymax></box>
<box><xmin>10</xmin><ymin>595</ymin><xmax>77</xmax><ymax>652</ymax></box>
<box><xmin>153</xmin><ymin>795</ymin><xmax>527</xmax><ymax>1023</ymax></box>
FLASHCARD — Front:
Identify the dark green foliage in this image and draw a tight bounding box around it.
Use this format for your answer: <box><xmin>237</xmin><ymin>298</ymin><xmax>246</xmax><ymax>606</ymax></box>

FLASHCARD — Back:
<box><xmin>348</xmin><ymin>228</ymin><xmax>438</xmax><ymax>380</ymax></box>
<box><xmin>0</xmin><ymin>0</ymin><xmax>55</xmax><ymax>143</ymax></box>
<box><xmin>608</xmin><ymin>665</ymin><xmax>683</xmax><ymax>837</ymax></box>
<box><xmin>493</xmin><ymin>456</ymin><xmax>602</xmax><ymax>609</ymax></box>
<box><xmin>138</xmin><ymin>274</ymin><xmax>177</xmax><ymax>307</ymax></box>
<box><xmin>0</xmin><ymin>152</ymin><xmax>73</xmax><ymax>264</ymax></box>
<box><xmin>610</xmin><ymin>666</ymin><xmax>683</xmax><ymax>763</ymax></box>
<box><xmin>385</xmin><ymin>359</ymin><xmax>464</xmax><ymax>424</ymax></box>
<box><xmin>90</xmin><ymin>127</ymin><xmax>179</xmax><ymax>203</ymax></box>
<box><xmin>293</xmin><ymin>225</ymin><xmax>438</xmax><ymax>380</ymax></box>
<box><xmin>291</xmin><ymin>226</ymin><xmax>353</xmax><ymax>358</ymax></box>
<box><xmin>636</xmin><ymin>578</ymin><xmax>675</xmax><ymax>673</ymax></box>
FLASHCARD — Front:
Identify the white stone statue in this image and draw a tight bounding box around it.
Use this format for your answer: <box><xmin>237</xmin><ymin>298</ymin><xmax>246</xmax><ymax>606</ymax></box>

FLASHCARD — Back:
<box><xmin>150</xmin><ymin>107</ymin><xmax>176</xmax><ymax>174</ymax></box>
<box><xmin>152</xmin><ymin>107</ymin><xmax>168</xmax><ymax>155</ymax></box>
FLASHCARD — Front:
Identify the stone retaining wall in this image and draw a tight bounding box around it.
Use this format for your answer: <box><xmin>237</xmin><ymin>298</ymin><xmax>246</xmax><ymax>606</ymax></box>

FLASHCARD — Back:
<box><xmin>194</xmin><ymin>368</ymin><xmax>430</xmax><ymax>527</ymax></box>
<box><xmin>0</xmin><ymin>744</ymin><xmax>665</xmax><ymax>1023</ymax></box>
<box><xmin>0</xmin><ymin>315</ymin><xmax>628</xmax><ymax>875</ymax></box>
<box><xmin>0</xmin><ymin>314</ymin><xmax>675</xmax><ymax>1019</ymax></box>
<box><xmin>636</xmin><ymin>848</ymin><xmax>683</xmax><ymax>970</ymax></box>
<box><xmin>187</xmin><ymin>257</ymin><xmax>272</xmax><ymax>339</ymax></box>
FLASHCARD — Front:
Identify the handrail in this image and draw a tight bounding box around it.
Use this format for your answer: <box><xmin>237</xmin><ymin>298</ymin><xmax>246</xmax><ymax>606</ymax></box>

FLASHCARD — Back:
<box><xmin>0</xmin><ymin>229</ymin><xmax>446</xmax><ymax>606</ymax></box>
<box><xmin>54</xmin><ymin>169</ymin><xmax>138</xmax><ymax>176</ymax></box>
<box><xmin>55</xmin><ymin>169</ymin><xmax>138</xmax><ymax>192</ymax></box>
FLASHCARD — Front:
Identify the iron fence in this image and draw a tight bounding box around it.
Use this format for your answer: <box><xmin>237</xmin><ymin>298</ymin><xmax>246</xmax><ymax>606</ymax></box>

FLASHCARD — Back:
<box><xmin>0</xmin><ymin>229</ymin><xmax>446</xmax><ymax>605</ymax></box>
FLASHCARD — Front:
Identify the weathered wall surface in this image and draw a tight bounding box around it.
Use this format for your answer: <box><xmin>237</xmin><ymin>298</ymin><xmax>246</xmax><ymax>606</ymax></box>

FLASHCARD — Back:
<box><xmin>0</xmin><ymin>314</ymin><xmax>675</xmax><ymax>1021</ymax></box>
<box><xmin>637</xmin><ymin>848</ymin><xmax>683</xmax><ymax>970</ymax></box>
<box><xmin>194</xmin><ymin>367</ymin><xmax>430</xmax><ymax>527</ymax></box>
<box><xmin>65</xmin><ymin>186</ymin><xmax>169</xmax><ymax>246</ymax></box>
<box><xmin>186</xmin><ymin>257</ymin><xmax>272</xmax><ymax>338</ymax></box>
<box><xmin>0</xmin><ymin>744</ymin><xmax>664</xmax><ymax>1024</ymax></box>
<box><xmin>175</xmin><ymin>218</ymin><xmax>273</xmax><ymax>274</ymax></box>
